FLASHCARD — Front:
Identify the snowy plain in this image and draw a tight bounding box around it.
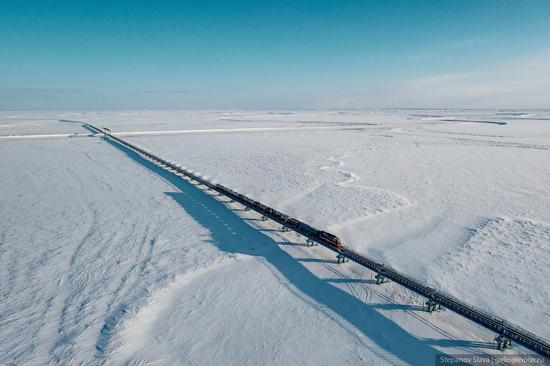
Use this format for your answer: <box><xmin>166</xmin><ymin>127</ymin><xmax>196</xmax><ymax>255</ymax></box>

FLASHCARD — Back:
<box><xmin>1</xmin><ymin>110</ymin><xmax>549</xmax><ymax>365</ymax></box>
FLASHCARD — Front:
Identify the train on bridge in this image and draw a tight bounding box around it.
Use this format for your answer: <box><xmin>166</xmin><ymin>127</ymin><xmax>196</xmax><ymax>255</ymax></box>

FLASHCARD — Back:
<box><xmin>215</xmin><ymin>183</ymin><xmax>343</xmax><ymax>250</ymax></box>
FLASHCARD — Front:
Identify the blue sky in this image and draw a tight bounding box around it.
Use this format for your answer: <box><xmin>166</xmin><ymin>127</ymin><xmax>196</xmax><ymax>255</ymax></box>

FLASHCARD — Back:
<box><xmin>1</xmin><ymin>0</ymin><xmax>549</xmax><ymax>109</ymax></box>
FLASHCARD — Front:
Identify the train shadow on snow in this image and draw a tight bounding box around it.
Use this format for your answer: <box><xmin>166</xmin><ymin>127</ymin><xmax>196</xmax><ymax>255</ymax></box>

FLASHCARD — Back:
<box><xmin>104</xmin><ymin>137</ymin><xmax>479</xmax><ymax>365</ymax></box>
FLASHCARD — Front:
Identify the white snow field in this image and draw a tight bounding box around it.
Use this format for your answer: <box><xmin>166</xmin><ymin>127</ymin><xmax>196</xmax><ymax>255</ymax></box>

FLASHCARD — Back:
<box><xmin>1</xmin><ymin>110</ymin><xmax>549</xmax><ymax>365</ymax></box>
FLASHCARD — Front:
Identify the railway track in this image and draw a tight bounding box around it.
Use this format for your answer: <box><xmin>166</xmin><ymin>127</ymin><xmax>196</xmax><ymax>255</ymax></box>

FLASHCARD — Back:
<box><xmin>87</xmin><ymin>123</ymin><xmax>550</xmax><ymax>359</ymax></box>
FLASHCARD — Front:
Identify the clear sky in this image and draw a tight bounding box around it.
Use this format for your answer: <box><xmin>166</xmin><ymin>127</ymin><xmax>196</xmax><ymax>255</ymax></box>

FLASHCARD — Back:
<box><xmin>1</xmin><ymin>0</ymin><xmax>549</xmax><ymax>110</ymax></box>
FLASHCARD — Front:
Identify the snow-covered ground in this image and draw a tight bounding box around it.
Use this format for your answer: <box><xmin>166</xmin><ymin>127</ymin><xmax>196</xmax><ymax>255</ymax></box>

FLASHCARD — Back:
<box><xmin>1</xmin><ymin>110</ymin><xmax>549</xmax><ymax>365</ymax></box>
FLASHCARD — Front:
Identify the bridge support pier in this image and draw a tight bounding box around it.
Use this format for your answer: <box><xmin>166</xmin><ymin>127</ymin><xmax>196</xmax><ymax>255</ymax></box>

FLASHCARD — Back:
<box><xmin>425</xmin><ymin>300</ymin><xmax>441</xmax><ymax>313</ymax></box>
<box><xmin>306</xmin><ymin>239</ymin><xmax>317</xmax><ymax>247</ymax></box>
<box><xmin>495</xmin><ymin>335</ymin><xmax>512</xmax><ymax>351</ymax></box>
<box><xmin>337</xmin><ymin>254</ymin><xmax>348</xmax><ymax>263</ymax></box>
<box><xmin>375</xmin><ymin>273</ymin><xmax>389</xmax><ymax>285</ymax></box>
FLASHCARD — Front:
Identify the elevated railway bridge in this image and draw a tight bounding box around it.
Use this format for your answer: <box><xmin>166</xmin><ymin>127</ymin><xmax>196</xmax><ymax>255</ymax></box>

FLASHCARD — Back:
<box><xmin>87</xmin><ymin>123</ymin><xmax>550</xmax><ymax>359</ymax></box>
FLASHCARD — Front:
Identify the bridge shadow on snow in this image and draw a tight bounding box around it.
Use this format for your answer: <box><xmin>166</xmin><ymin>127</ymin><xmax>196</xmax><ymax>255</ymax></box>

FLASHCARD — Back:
<box><xmin>104</xmin><ymin>138</ymin><xmax>475</xmax><ymax>365</ymax></box>
<box><xmin>424</xmin><ymin>338</ymin><xmax>495</xmax><ymax>350</ymax></box>
<box><xmin>81</xmin><ymin>124</ymin><xmax>99</xmax><ymax>134</ymax></box>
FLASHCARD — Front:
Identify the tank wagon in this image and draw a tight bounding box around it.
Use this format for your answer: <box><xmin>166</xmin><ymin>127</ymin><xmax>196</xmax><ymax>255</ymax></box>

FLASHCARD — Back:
<box><xmin>215</xmin><ymin>184</ymin><xmax>342</xmax><ymax>250</ymax></box>
<box><xmin>90</xmin><ymin>126</ymin><xmax>343</xmax><ymax>251</ymax></box>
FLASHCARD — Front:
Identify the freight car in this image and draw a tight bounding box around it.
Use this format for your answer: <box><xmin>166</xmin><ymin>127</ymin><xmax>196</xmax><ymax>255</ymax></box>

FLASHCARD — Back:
<box><xmin>215</xmin><ymin>184</ymin><xmax>343</xmax><ymax>249</ymax></box>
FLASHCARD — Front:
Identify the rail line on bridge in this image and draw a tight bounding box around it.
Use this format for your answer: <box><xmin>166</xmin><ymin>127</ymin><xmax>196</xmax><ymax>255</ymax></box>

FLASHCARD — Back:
<box><xmin>87</xmin><ymin>123</ymin><xmax>550</xmax><ymax>359</ymax></box>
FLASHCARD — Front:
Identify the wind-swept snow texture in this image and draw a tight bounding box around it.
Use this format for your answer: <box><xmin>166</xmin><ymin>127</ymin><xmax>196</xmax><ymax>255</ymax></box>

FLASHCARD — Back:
<box><xmin>1</xmin><ymin>110</ymin><xmax>549</xmax><ymax>365</ymax></box>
